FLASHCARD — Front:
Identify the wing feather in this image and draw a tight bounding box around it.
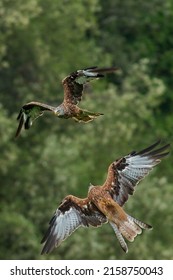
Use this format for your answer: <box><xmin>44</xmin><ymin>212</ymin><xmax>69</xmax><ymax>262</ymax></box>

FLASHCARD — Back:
<box><xmin>41</xmin><ymin>195</ymin><xmax>107</xmax><ymax>254</ymax></box>
<box><xmin>103</xmin><ymin>140</ymin><xmax>170</xmax><ymax>206</ymax></box>
<box><xmin>15</xmin><ymin>102</ymin><xmax>56</xmax><ymax>138</ymax></box>
<box><xmin>62</xmin><ymin>66</ymin><xmax>118</xmax><ymax>106</ymax></box>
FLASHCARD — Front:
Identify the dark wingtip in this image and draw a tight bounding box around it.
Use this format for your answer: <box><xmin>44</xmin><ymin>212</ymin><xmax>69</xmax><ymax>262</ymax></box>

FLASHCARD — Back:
<box><xmin>137</xmin><ymin>140</ymin><xmax>161</xmax><ymax>155</ymax></box>
<box><xmin>24</xmin><ymin>116</ymin><xmax>32</xmax><ymax>130</ymax></box>
<box><xmin>40</xmin><ymin>242</ymin><xmax>51</xmax><ymax>255</ymax></box>
<box><xmin>40</xmin><ymin>247</ymin><xmax>47</xmax><ymax>255</ymax></box>
<box><xmin>40</xmin><ymin>237</ymin><xmax>56</xmax><ymax>255</ymax></box>
<box><xmin>41</xmin><ymin>248</ymin><xmax>47</xmax><ymax>255</ymax></box>
<box><xmin>96</xmin><ymin>73</ymin><xmax>104</xmax><ymax>78</ymax></box>
<box><xmin>16</xmin><ymin>109</ymin><xmax>23</xmax><ymax>121</ymax></box>
<box><xmin>83</xmin><ymin>66</ymin><xmax>98</xmax><ymax>70</ymax></box>
<box><xmin>15</xmin><ymin>108</ymin><xmax>33</xmax><ymax>138</ymax></box>
<box><xmin>15</xmin><ymin>112</ymin><xmax>25</xmax><ymax>139</ymax></box>
<box><xmin>136</xmin><ymin>140</ymin><xmax>170</xmax><ymax>158</ymax></box>
<box><xmin>90</xmin><ymin>66</ymin><xmax>119</xmax><ymax>74</ymax></box>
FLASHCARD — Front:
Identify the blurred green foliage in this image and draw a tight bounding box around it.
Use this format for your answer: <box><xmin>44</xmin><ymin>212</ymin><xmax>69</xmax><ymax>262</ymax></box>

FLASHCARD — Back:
<box><xmin>0</xmin><ymin>0</ymin><xmax>172</xmax><ymax>260</ymax></box>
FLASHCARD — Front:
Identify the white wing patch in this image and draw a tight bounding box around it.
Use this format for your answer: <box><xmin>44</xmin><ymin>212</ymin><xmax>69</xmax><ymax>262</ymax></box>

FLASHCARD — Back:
<box><xmin>41</xmin><ymin>207</ymin><xmax>82</xmax><ymax>254</ymax></box>
<box><xmin>41</xmin><ymin>201</ymin><xmax>107</xmax><ymax>254</ymax></box>
<box><xmin>58</xmin><ymin>208</ymin><xmax>81</xmax><ymax>241</ymax></box>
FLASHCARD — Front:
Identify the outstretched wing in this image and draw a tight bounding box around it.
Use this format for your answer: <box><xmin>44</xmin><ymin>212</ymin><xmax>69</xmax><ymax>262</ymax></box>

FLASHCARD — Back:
<box><xmin>62</xmin><ymin>66</ymin><xmax>118</xmax><ymax>106</ymax></box>
<box><xmin>15</xmin><ymin>101</ymin><xmax>56</xmax><ymax>138</ymax></box>
<box><xmin>102</xmin><ymin>140</ymin><xmax>170</xmax><ymax>206</ymax></box>
<box><xmin>41</xmin><ymin>195</ymin><xmax>107</xmax><ymax>254</ymax></box>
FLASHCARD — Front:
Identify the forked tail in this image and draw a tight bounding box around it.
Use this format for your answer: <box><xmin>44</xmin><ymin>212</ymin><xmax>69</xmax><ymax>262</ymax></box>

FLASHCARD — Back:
<box><xmin>109</xmin><ymin>215</ymin><xmax>152</xmax><ymax>253</ymax></box>
<box><xmin>73</xmin><ymin>109</ymin><xmax>104</xmax><ymax>123</ymax></box>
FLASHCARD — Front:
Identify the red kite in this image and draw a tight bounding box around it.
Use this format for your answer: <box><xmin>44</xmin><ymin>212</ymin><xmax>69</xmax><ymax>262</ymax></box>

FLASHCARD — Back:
<box><xmin>15</xmin><ymin>66</ymin><xmax>118</xmax><ymax>137</ymax></box>
<box><xmin>41</xmin><ymin>140</ymin><xmax>170</xmax><ymax>254</ymax></box>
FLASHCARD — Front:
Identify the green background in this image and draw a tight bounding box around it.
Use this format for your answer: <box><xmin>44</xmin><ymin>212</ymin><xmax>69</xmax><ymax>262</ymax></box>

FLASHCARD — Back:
<box><xmin>0</xmin><ymin>0</ymin><xmax>173</xmax><ymax>259</ymax></box>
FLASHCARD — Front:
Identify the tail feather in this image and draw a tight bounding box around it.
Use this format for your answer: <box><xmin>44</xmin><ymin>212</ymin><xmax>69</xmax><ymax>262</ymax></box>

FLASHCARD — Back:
<box><xmin>119</xmin><ymin>221</ymin><xmax>139</xmax><ymax>242</ymax></box>
<box><xmin>128</xmin><ymin>215</ymin><xmax>152</xmax><ymax>230</ymax></box>
<box><xmin>73</xmin><ymin>109</ymin><xmax>104</xmax><ymax>123</ymax></box>
<box><xmin>109</xmin><ymin>215</ymin><xmax>152</xmax><ymax>252</ymax></box>
<box><xmin>119</xmin><ymin>215</ymin><xmax>152</xmax><ymax>243</ymax></box>
<box><xmin>109</xmin><ymin>221</ymin><xmax>128</xmax><ymax>253</ymax></box>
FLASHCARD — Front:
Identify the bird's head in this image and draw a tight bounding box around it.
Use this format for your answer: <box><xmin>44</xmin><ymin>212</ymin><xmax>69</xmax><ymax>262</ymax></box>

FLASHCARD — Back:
<box><xmin>88</xmin><ymin>183</ymin><xmax>95</xmax><ymax>193</ymax></box>
<box><xmin>55</xmin><ymin>106</ymin><xmax>65</xmax><ymax>116</ymax></box>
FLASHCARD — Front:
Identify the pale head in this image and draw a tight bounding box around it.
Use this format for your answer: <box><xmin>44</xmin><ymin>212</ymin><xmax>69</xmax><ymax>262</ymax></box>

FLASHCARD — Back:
<box><xmin>55</xmin><ymin>105</ymin><xmax>65</xmax><ymax>116</ymax></box>
<box><xmin>88</xmin><ymin>183</ymin><xmax>95</xmax><ymax>193</ymax></box>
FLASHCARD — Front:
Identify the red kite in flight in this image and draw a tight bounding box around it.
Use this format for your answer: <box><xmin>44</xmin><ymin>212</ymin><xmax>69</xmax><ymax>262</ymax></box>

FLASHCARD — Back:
<box><xmin>41</xmin><ymin>140</ymin><xmax>170</xmax><ymax>254</ymax></box>
<box><xmin>15</xmin><ymin>66</ymin><xmax>118</xmax><ymax>137</ymax></box>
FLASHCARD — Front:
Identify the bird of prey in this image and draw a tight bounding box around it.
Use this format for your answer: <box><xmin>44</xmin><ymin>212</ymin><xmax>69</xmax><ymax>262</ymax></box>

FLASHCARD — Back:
<box><xmin>41</xmin><ymin>140</ymin><xmax>170</xmax><ymax>254</ymax></box>
<box><xmin>15</xmin><ymin>66</ymin><xmax>118</xmax><ymax>137</ymax></box>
